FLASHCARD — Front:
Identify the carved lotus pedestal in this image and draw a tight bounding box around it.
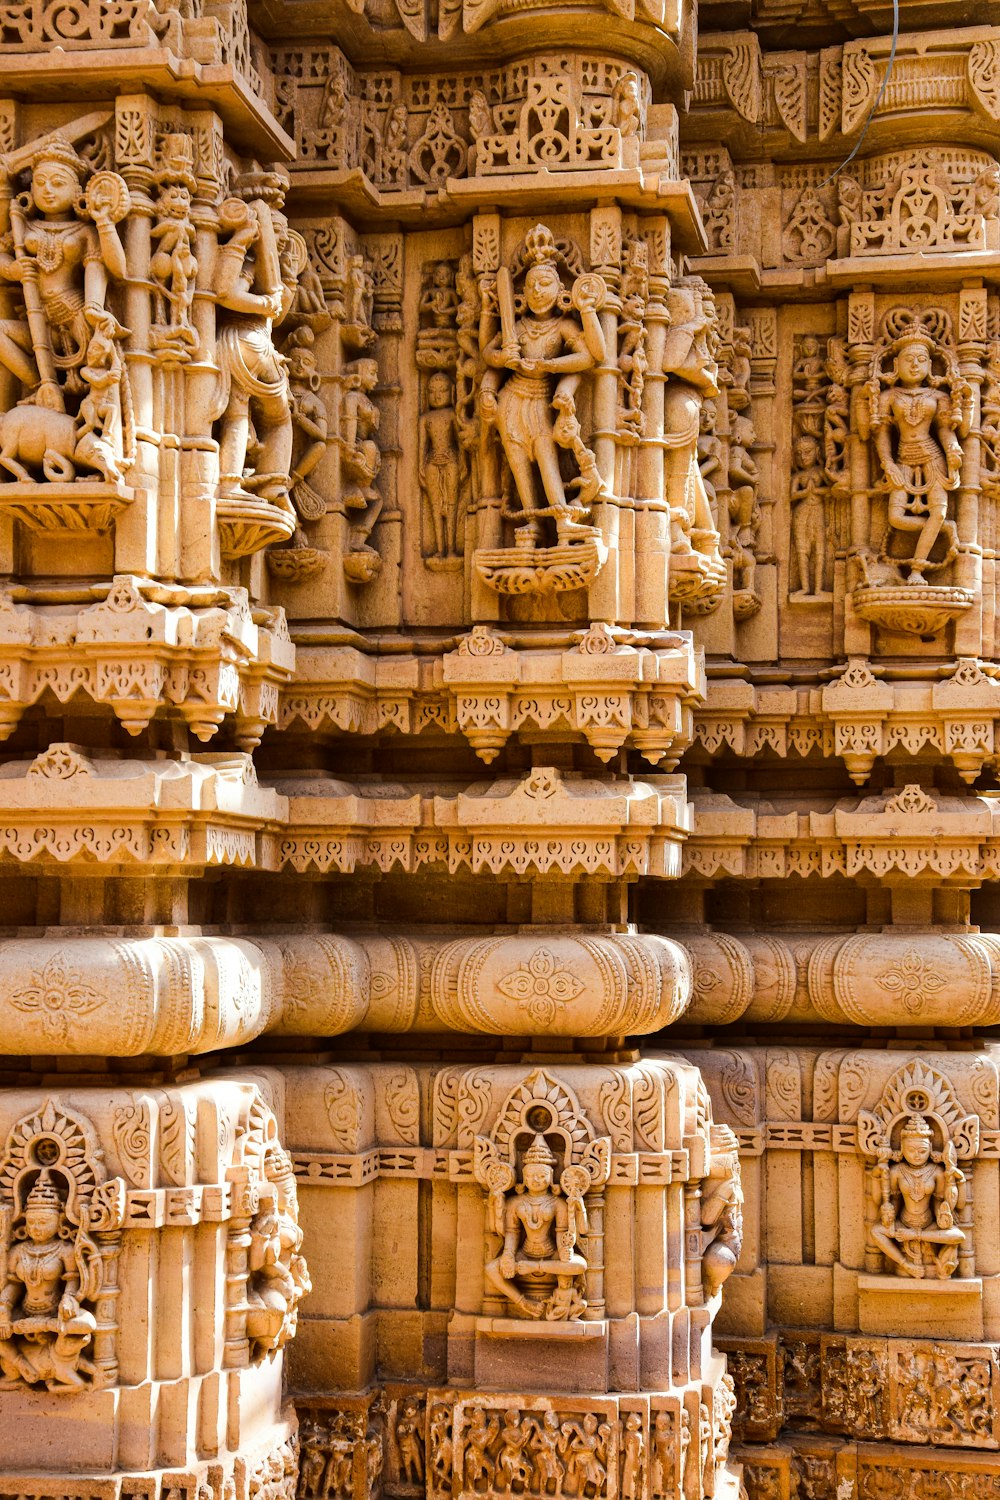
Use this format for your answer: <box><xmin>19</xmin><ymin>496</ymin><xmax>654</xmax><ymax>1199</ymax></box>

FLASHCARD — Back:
<box><xmin>218</xmin><ymin>495</ymin><xmax>296</xmax><ymax>560</ymax></box>
<box><xmin>0</xmin><ymin>480</ymin><xmax>136</xmax><ymax>533</ymax></box>
<box><xmin>473</xmin><ymin>536</ymin><xmax>608</xmax><ymax>595</ymax></box>
<box><xmin>669</xmin><ymin>551</ymin><xmax>727</xmax><ymax>616</ymax></box>
<box><xmin>0</xmin><ymin>1076</ymin><xmax>306</xmax><ymax>1497</ymax></box>
<box><xmin>852</xmin><ymin>583</ymin><xmax>976</xmax><ymax>639</ymax></box>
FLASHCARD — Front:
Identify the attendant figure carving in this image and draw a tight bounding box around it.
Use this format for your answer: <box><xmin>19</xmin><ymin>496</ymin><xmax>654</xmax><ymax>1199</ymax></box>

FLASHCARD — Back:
<box><xmin>211</xmin><ymin>172</ymin><xmax>299</xmax><ymax>512</ymax></box>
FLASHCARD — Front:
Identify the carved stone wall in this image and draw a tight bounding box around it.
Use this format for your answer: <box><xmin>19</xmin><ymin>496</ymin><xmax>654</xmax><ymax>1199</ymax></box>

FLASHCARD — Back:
<box><xmin>0</xmin><ymin>1</ymin><xmax>998</xmax><ymax>1499</ymax></box>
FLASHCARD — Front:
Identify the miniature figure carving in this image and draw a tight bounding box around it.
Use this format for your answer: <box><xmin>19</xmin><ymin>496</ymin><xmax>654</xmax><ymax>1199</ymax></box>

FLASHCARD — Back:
<box><xmin>211</xmin><ymin>173</ymin><xmax>300</xmax><ymax>512</ymax></box>
<box><xmin>480</xmin><ymin>223</ymin><xmax>606</xmax><ymax>548</ymax></box>
<box><xmin>285</xmin><ymin>326</ymin><xmax>330</xmax><ymax>523</ymax></box>
<box><xmin>246</xmin><ymin>1140</ymin><xmax>310</xmax><ymax>1361</ymax></box>
<box><xmin>0</xmin><ymin>1169</ymin><xmax>101</xmax><ymax>1391</ymax></box>
<box><xmin>341</xmin><ymin>356</ymin><xmax>383</xmax><ymax>582</ymax></box>
<box><xmin>149</xmin><ymin>135</ymin><xmax>199</xmax><ymax>350</ymax></box>
<box><xmin>701</xmin><ymin>171</ymin><xmax>735</xmax><ymax>252</ymax></box>
<box><xmin>561</xmin><ymin>1413</ymin><xmax>610</xmax><ymax>1496</ymax></box>
<box><xmin>465</xmin><ymin>1408</ymin><xmax>500</xmax><ymax>1489</ymax></box>
<box><xmin>420</xmin><ymin>370</ymin><xmax>463</xmax><ymax>561</ymax></box>
<box><xmin>532</xmin><ymin>1410</ymin><xmax>564</xmax><ymax>1495</ymax></box>
<box><xmin>701</xmin><ymin>1124</ymin><xmax>743</xmax><ymax>1297</ymax></box>
<box><xmin>496</xmin><ymin>1409</ymin><xmax>534</xmax><ymax>1490</ymax></box>
<box><xmin>868</xmin><ymin>1114</ymin><xmax>967</xmax><ymax>1280</ymax></box>
<box><xmin>789</xmin><ymin>433</ymin><xmax>829</xmax><ymax>599</ymax></box>
<box><xmin>728</xmin><ymin>411</ymin><xmax>761</xmax><ymax>617</ymax></box>
<box><xmin>481</xmin><ymin>1134</ymin><xmax>588</xmax><ymax>1321</ymax></box>
<box><xmin>617</xmin><ymin>243</ymin><xmax>648</xmax><ymax>434</ymax></box>
<box><xmin>396</xmin><ymin>1396</ymin><xmax>425</xmax><ymax>1482</ymax></box>
<box><xmin>620</xmin><ymin>1413</ymin><xmax>644</xmax><ymax>1500</ymax></box>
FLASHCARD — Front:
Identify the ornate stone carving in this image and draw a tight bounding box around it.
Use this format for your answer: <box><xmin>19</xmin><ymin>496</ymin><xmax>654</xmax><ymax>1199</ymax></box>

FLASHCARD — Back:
<box><xmin>474</xmin><ymin>223</ymin><xmax>608</xmax><ymax>595</ymax></box>
<box><xmin>0</xmin><ymin>1098</ymin><xmax>123</xmax><ymax>1391</ymax></box>
<box><xmin>236</xmin><ymin>1098</ymin><xmax>311</xmax><ymax>1361</ymax></box>
<box><xmin>859</xmin><ymin>1063</ymin><xmax>978</xmax><ymax>1281</ymax></box>
<box><xmin>851</xmin><ymin>306</ymin><xmax>975</xmax><ymax>637</ymax></box>
<box><xmin>473</xmin><ymin>1071</ymin><xmax>610</xmax><ymax>1323</ymax></box>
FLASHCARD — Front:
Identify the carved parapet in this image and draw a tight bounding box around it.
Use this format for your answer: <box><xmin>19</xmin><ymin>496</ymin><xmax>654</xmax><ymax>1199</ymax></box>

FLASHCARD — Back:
<box><xmin>693</xmin><ymin>660</ymin><xmax>1000</xmax><ymax>786</ymax></box>
<box><xmin>684</xmin><ymin>782</ymin><xmax>1000</xmax><ymax>896</ymax></box>
<box><xmin>278</xmin><ymin>766</ymin><xmax>691</xmax><ymax>879</ymax></box>
<box><xmin>280</xmin><ymin>628</ymin><xmax>704</xmax><ymax>768</ymax></box>
<box><xmin>0</xmin><ymin>578</ymin><xmax>294</xmax><ymax>745</ymax></box>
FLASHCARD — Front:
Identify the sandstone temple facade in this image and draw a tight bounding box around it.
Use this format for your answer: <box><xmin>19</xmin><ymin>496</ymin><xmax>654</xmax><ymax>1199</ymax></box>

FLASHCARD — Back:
<box><xmin>1</xmin><ymin>0</ymin><xmax>1000</xmax><ymax>1496</ymax></box>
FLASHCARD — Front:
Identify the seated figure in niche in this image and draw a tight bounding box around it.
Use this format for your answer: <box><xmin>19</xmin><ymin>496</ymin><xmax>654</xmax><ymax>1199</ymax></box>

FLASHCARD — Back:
<box><xmin>868</xmin><ymin>1113</ymin><xmax>966</xmax><ymax>1279</ymax></box>
<box><xmin>483</xmin><ymin>1134</ymin><xmax>588</xmax><ymax>1322</ymax></box>
<box><xmin>0</xmin><ymin>1170</ymin><xmax>100</xmax><ymax>1391</ymax></box>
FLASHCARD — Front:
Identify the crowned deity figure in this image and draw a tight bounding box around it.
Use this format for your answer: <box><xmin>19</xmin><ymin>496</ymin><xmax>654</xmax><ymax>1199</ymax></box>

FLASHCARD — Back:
<box><xmin>0</xmin><ymin>137</ymin><xmax>129</xmax><ymax>414</ymax></box>
<box><xmin>479</xmin><ymin>224</ymin><xmax>606</xmax><ymax>549</ymax></box>
<box><xmin>0</xmin><ymin>1170</ymin><xmax>101</xmax><ymax>1391</ymax></box>
<box><xmin>245</xmin><ymin>1142</ymin><xmax>310</xmax><ymax>1361</ymax></box>
<box><xmin>482</xmin><ymin>1134</ymin><xmax>589</xmax><ymax>1322</ymax></box>
<box><xmin>868</xmin><ymin>1114</ymin><xmax>967</xmax><ymax>1280</ymax></box>
<box><xmin>211</xmin><ymin>171</ymin><xmax>301</xmax><ymax>512</ymax></box>
<box><xmin>866</xmin><ymin>320</ymin><xmax>971</xmax><ymax>582</ymax></box>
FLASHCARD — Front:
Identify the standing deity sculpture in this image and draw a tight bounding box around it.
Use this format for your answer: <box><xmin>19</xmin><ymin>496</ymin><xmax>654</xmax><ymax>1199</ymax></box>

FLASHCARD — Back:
<box><xmin>211</xmin><ymin>170</ymin><xmax>300</xmax><ymax>514</ymax></box>
<box><xmin>862</xmin><ymin>315</ymin><xmax>970</xmax><ymax>583</ymax></box>
<box><xmin>789</xmin><ymin>433</ymin><xmax>829</xmax><ymax>599</ymax></box>
<box><xmin>0</xmin><ymin>128</ymin><xmax>133</xmax><ymax>489</ymax></box>
<box><xmin>848</xmin><ymin>307</ymin><xmax>975</xmax><ymax>635</ymax></box>
<box><xmin>479</xmin><ymin>223</ymin><xmax>606</xmax><ymax>551</ymax></box>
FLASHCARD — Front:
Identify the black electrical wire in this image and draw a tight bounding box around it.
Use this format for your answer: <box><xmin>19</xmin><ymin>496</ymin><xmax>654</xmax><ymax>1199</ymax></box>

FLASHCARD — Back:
<box><xmin>816</xmin><ymin>0</ymin><xmax>900</xmax><ymax>188</ymax></box>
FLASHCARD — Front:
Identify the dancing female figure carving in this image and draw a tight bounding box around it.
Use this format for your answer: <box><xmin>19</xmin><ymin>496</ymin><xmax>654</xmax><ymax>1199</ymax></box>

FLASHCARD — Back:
<box><xmin>480</xmin><ymin>224</ymin><xmax>606</xmax><ymax>549</ymax></box>
<box><xmin>864</xmin><ymin>316</ymin><xmax>971</xmax><ymax>582</ymax></box>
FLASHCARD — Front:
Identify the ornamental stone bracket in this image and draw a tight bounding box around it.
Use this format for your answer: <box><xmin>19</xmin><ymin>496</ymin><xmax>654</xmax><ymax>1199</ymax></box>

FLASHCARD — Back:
<box><xmin>0</xmin><ymin>744</ymin><xmax>287</xmax><ymax>871</ymax></box>
<box><xmin>695</xmin><ymin>658</ymin><xmax>1000</xmax><ymax>784</ymax></box>
<box><xmin>685</xmin><ymin>782</ymin><xmax>1000</xmax><ymax>886</ymax></box>
<box><xmin>0</xmin><ymin>577</ymin><xmax>295</xmax><ymax>747</ymax></box>
<box><xmin>278</xmin><ymin>764</ymin><xmax>692</xmax><ymax>877</ymax></box>
<box><xmin>283</xmin><ymin>625</ymin><xmax>705</xmax><ymax>767</ymax></box>
<box><xmin>0</xmin><ymin>0</ymin><xmax>289</xmax><ymax>158</ymax></box>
